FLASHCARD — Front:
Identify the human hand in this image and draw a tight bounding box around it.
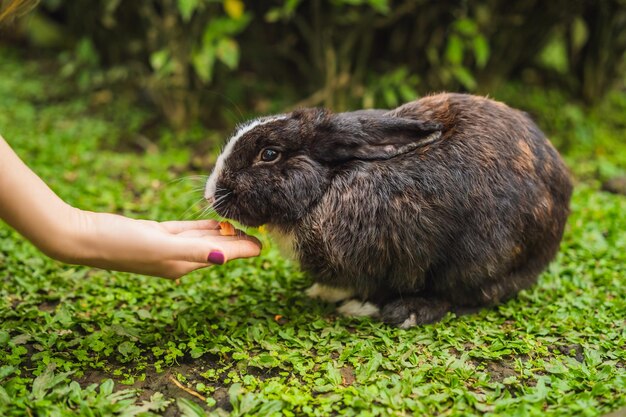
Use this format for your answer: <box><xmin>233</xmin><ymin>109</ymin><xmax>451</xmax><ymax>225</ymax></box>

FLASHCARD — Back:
<box><xmin>63</xmin><ymin>211</ymin><xmax>262</xmax><ymax>279</ymax></box>
<box><xmin>1</xmin><ymin>136</ymin><xmax>261</xmax><ymax>279</ymax></box>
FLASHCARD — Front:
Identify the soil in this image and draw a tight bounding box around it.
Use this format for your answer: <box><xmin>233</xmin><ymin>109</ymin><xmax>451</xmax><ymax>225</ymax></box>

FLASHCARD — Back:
<box><xmin>74</xmin><ymin>358</ymin><xmax>232</xmax><ymax>417</ymax></box>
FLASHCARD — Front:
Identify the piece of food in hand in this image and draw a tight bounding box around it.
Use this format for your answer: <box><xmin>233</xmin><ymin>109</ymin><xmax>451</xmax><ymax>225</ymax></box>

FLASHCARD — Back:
<box><xmin>219</xmin><ymin>221</ymin><xmax>236</xmax><ymax>236</ymax></box>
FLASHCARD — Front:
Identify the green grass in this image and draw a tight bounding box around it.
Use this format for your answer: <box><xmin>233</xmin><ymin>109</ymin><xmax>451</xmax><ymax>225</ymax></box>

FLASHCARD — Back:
<box><xmin>0</xmin><ymin>49</ymin><xmax>625</xmax><ymax>417</ymax></box>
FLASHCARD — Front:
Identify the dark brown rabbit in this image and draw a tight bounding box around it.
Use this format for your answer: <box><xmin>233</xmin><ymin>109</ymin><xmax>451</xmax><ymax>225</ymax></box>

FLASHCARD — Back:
<box><xmin>204</xmin><ymin>93</ymin><xmax>572</xmax><ymax>327</ymax></box>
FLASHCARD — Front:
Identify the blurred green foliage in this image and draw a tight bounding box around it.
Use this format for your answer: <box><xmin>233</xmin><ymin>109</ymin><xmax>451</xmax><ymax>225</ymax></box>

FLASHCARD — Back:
<box><xmin>2</xmin><ymin>0</ymin><xmax>626</xmax><ymax>131</ymax></box>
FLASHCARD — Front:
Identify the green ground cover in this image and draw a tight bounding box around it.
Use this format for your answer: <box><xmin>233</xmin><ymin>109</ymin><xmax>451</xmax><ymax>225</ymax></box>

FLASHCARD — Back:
<box><xmin>0</xmin><ymin>50</ymin><xmax>625</xmax><ymax>416</ymax></box>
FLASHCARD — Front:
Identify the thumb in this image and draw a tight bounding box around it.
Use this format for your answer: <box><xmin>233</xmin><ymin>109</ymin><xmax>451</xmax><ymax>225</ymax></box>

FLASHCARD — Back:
<box><xmin>181</xmin><ymin>235</ymin><xmax>262</xmax><ymax>264</ymax></box>
<box><xmin>218</xmin><ymin>237</ymin><xmax>263</xmax><ymax>262</ymax></box>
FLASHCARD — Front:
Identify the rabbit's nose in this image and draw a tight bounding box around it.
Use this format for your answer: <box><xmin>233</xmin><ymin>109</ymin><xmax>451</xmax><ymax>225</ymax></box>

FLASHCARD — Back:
<box><xmin>206</xmin><ymin>196</ymin><xmax>216</xmax><ymax>205</ymax></box>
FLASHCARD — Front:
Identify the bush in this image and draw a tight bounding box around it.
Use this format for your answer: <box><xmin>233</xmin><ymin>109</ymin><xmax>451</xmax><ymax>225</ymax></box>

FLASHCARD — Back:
<box><xmin>4</xmin><ymin>0</ymin><xmax>626</xmax><ymax>130</ymax></box>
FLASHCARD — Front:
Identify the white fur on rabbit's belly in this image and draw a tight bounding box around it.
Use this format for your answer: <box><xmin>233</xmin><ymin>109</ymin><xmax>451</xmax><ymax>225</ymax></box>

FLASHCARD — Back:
<box><xmin>266</xmin><ymin>229</ymin><xmax>361</xmax><ymax>308</ymax></box>
<box><xmin>267</xmin><ymin>226</ymin><xmax>297</xmax><ymax>260</ymax></box>
<box><xmin>306</xmin><ymin>283</ymin><xmax>354</xmax><ymax>303</ymax></box>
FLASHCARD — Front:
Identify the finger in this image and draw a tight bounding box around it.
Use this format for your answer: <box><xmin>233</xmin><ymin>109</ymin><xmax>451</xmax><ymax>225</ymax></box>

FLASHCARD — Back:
<box><xmin>218</xmin><ymin>237</ymin><xmax>263</xmax><ymax>260</ymax></box>
<box><xmin>160</xmin><ymin>219</ymin><xmax>219</xmax><ymax>234</ymax></box>
<box><xmin>176</xmin><ymin>229</ymin><xmax>223</xmax><ymax>238</ymax></box>
<box><xmin>176</xmin><ymin>228</ymin><xmax>258</xmax><ymax>239</ymax></box>
<box><xmin>178</xmin><ymin>234</ymin><xmax>262</xmax><ymax>264</ymax></box>
<box><xmin>207</xmin><ymin>232</ymin><xmax>262</xmax><ymax>246</ymax></box>
<box><xmin>180</xmin><ymin>261</ymin><xmax>214</xmax><ymax>272</ymax></box>
<box><xmin>211</xmin><ymin>227</ymin><xmax>257</xmax><ymax>239</ymax></box>
<box><xmin>162</xmin><ymin>261</ymin><xmax>215</xmax><ymax>280</ymax></box>
<box><xmin>216</xmin><ymin>234</ymin><xmax>263</xmax><ymax>247</ymax></box>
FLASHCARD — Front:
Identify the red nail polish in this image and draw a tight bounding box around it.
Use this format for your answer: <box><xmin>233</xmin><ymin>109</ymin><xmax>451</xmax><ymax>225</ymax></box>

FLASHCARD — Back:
<box><xmin>207</xmin><ymin>251</ymin><xmax>225</xmax><ymax>265</ymax></box>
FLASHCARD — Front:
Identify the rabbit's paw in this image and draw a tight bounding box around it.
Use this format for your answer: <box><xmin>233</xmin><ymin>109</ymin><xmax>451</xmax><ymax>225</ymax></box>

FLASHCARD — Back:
<box><xmin>381</xmin><ymin>297</ymin><xmax>450</xmax><ymax>328</ymax></box>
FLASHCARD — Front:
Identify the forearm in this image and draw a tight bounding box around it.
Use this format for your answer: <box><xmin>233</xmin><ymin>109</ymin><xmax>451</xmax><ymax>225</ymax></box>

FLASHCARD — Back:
<box><xmin>0</xmin><ymin>135</ymin><xmax>82</xmax><ymax>261</ymax></box>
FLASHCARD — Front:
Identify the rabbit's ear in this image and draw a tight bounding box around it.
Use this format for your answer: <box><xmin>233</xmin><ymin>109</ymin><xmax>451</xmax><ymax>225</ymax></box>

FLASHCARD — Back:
<box><xmin>313</xmin><ymin>114</ymin><xmax>443</xmax><ymax>162</ymax></box>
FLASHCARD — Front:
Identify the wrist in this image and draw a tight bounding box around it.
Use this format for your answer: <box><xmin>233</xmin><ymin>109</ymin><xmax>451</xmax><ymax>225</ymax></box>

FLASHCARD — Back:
<box><xmin>60</xmin><ymin>210</ymin><xmax>155</xmax><ymax>271</ymax></box>
<box><xmin>45</xmin><ymin>206</ymin><xmax>96</xmax><ymax>265</ymax></box>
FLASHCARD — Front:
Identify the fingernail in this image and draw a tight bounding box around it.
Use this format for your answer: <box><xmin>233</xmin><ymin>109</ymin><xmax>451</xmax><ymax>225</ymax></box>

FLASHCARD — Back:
<box><xmin>207</xmin><ymin>251</ymin><xmax>225</xmax><ymax>265</ymax></box>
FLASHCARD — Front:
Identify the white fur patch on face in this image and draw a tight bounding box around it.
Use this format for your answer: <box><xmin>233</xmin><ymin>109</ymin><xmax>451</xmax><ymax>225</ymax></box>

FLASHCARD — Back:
<box><xmin>337</xmin><ymin>299</ymin><xmax>380</xmax><ymax>317</ymax></box>
<box><xmin>399</xmin><ymin>313</ymin><xmax>418</xmax><ymax>329</ymax></box>
<box><xmin>205</xmin><ymin>115</ymin><xmax>287</xmax><ymax>200</ymax></box>
<box><xmin>306</xmin><ymin>283</ymin><xmax>354</xmax><ymax>303</ymax></box>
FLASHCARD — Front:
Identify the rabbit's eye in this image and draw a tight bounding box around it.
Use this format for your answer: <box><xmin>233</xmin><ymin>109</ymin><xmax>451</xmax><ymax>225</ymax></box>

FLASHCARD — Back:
<box><xmin>260</xmin><ymin>148</ymin><xmax>280</xmax><ymax>162</ymax></box>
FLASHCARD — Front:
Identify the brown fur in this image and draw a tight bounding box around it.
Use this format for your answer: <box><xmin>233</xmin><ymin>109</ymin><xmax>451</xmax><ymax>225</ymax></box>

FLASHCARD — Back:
<box><xmin>206</xmin><ymin>93</ymin><xmax>573</xmax><ymax>327</ymax></box>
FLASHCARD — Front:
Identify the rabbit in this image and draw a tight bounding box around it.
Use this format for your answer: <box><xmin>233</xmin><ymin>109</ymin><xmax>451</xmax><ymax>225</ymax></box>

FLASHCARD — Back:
<box><xmin>204</xmin><ymin>93</ymin><xmax>573</xmax><ymax>328</ymax></box>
